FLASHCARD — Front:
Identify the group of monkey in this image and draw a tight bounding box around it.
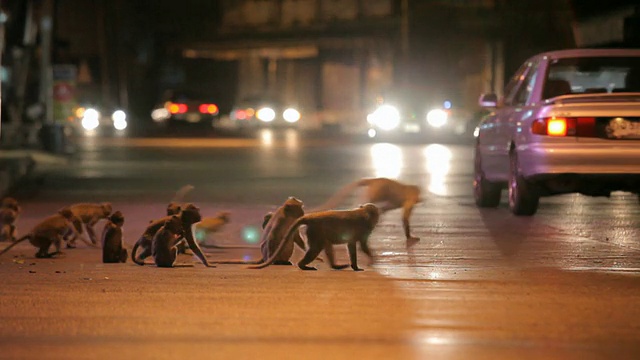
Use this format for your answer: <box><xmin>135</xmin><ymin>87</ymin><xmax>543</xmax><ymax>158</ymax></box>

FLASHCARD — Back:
<box><xmin>0</xmin><ymin>177</ymin><xmax>423</xmax><ymax>271</ymax></box>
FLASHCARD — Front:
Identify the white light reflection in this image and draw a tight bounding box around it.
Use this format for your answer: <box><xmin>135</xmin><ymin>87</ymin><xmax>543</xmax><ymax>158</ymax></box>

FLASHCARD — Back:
<box><xmin>284</xmin><ymin>128</ymin><xmax>299</xmax><ymax>151</ymax></box>
<box><xmin>259</xmin><ymin>129</ymin><xmax>274</xmax><ymax>147</ymax></box>
<box><xmin>370</xmin><ymin>143</ymin><xmax>402</xmax><ymax>179</ymax></box>
<box><xmin>423</xmin><ymin>144</ymin><xmax>452</xmax><ymax>196</ymax></box>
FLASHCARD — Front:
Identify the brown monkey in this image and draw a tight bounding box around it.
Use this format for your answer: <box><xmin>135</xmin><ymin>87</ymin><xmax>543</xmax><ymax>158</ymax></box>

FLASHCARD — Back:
<box><xmin>66</xmin><ymin>202</ymin><xmax>113</xmax><ymax>246</ymax></box>
<box><xmin>101</xmin><ymin>211</ymin><xmax>127</xmax><ymax>263</ymax></box>
<box><xmin>0</xmin><ymin>197</ymin><xmax>21</xmax><ymax>242</ymax></box>
<box><xmin>0</xmin><ymin>207</ymin><xmax>83</xmax><ymax>258</ymax></box>
<box><xmin>250</xmin><ymin>203</ymin><xmax>380</xmax><ymax>271</ymax></box>
<box><xmin>311</xmin><ymin>178</ymin><xmax>421</xmax><ymax>242</ymax></box>
<box><xmin>131</xmin><ymin>203</ymin><xmax>214</xmax><ymax>267</ymax></box>
<box><xmin>196</xmin><ymin>211</ymin><xmax>257</xmax><ymax>250</ymax></box>
<box><xmin>152</xmin><ymin>215</ymin><xmax>185</xmax><ymax>267</ymax></box>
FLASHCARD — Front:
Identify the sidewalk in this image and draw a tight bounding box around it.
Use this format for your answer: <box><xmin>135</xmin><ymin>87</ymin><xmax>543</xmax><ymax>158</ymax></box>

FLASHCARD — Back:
<box><xmin>0</xmin><ymin>148</ymin><xmax>69</xmax><ymax>196</ymax></box>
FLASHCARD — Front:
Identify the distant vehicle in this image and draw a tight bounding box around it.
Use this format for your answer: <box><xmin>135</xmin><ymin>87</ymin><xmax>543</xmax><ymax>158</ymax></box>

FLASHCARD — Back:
<box><xmin>473</xmin><ymin>48</ymin><xmax>640</xmax><ymax>216</ymax></box>
<box><xmin>151</xmin><ymin>90</ymin><xmax>220</xmax><ymax>127</ymax></box>
<box><xmin>70</xmin><ymin>104</ymin><xmax>128</xmax><ymax>136</ymax></box>
<box><xmin>365</xmin><ymin>89</ymin><xmax>472</xmax><ymax>142</ymax></box>
<box><xmin>227</xmin><ymin>95</ymin><xmax>302</xmax><ymax>130</ymax></box>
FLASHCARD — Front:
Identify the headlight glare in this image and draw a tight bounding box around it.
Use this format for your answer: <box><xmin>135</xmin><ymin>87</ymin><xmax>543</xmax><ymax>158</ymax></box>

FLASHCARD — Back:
<box><xmin>81</xmin><ymin>108</ymin><xmax>100</xmax><ymax>130</ymax></box>
<box><xmin>426</xmin><ymin>109</ymin><xmax>448</xmax><ymax>128</ymax></box>
<box><xmin>369</xmin><ymin>105</ymin><xmax>400</xmax><ymax>131</ymax></box>
<box><xmin>257</xmin><ymin>107</ymin><xmax>276</xmax><ymax>122</ymax></box>
<box><xmin>282</xmin><ymin>108</ymin><xmax>301</xmax><ymax>123</ymax></box>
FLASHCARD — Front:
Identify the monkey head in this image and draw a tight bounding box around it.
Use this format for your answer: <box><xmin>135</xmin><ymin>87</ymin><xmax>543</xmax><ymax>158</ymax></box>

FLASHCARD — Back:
<box><xmin>359</xmin><ymin>203</ymin><xmax>380</xmax><ymax>228</ymax></box>
<box><xmin>58</xmin><ymin>207</ymin><xmax>75</xmax><ymax>220</ymax></box>
<box><xmin>109</xmin><ymin>211</ymin><xmax>125</xmax><ymax>226</ymax></box>
<box><xmin>283</xmin><ymin>197</ymin><xmax>304</xmax><ymax>218</ymax></box>
<box><xmin>1</xmin><ymin>197</ymin><xmax>20</xmax><ymax>213</ymax></box>
<box><xmin>178</xmin><ymin>203</ymin><xmax>202</xmax><ymax>225</ymax></box>
<box><xmin>164</xmin><ymin>215</ymin><xmax>184</xmax><ymax>237</ymax></box>
<box><xmin>166</xmin><ymin>202</ymin><xmax>182</xmax><ymax>216</ymax></box>
<box><xmin>101</xmin><ymin>203</ymin><xmax>113</xmax><ymax>217</ymax></box>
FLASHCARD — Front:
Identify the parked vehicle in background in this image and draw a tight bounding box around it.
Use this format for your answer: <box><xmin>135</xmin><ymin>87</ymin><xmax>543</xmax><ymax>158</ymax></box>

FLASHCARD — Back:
<box><xmin>69</xmin><ymin>104</ymin><xmax>128</xmax><ymax>136</ymax></box>
<box><xmin>473</xmin><ymin>48</ymin><xmax>640</xmax><ymax>216</ymax></box>
<box><xmin>226</xmin><ymin>95</ymin><xmax>302</xmax><ymax>130</ymax></box>
<box><xmin>151</xmin><ymin>89</ymin><xmax>220</xmax><ymax>127</ymax></box>
<box><xmin>365</xmin><ymin>88</ymin><xmax>473</xmax><ymax>142</ymax></box>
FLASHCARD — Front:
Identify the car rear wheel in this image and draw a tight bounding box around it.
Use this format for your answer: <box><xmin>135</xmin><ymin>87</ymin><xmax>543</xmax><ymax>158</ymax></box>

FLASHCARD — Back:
<box><xmin>473</xmin><ymin>147</ymin><xmax>501</xmax><ymax>208</ymax></box>
<box><xmin>508</xmin><ymin>150</ymin><xmax>539</xmax><ymax>216</ymax></box>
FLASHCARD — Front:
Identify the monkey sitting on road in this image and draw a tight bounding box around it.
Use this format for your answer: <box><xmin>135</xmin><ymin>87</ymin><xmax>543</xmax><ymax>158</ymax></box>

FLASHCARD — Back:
<box><xmin>310</xmin><ymin>178</ymin><xmax>422</xmax><ymax>243</ymax></box>
<box><xmin>101</xmin><ymin>211</ymin><xmax>127</xmax><ymax>263</ymax></box>
<box><xmin>212</xmin><ymin>197</ymin><xmax>307</xmax><ymax>265</ymax></box>
<box><xmin>66</xmin><ymin>202</ymin><xmax>112</xmax><ymax>247</ymax></box>
<box><xmin>152</xmin><ymin>215</ymin><xmax>186</xmax><ymax>267</ymax></box>
<box><xmin>250</xmin><ymin>203</ymin><xmax>380</xmax><ymax>271</ymax></box>
<box><xmin>131</xmin><ymin>203</ymin><xmax>214</xmax><ymax>267</ymax></box>
<box><xmin>0</xmin><ymin>207</ymin><xmax>85</xmax><ymax>258</ymax></box>
<box><xmin>0</xmin><ymin>197</ymin><xmax>21</xmax><ymax>242</ymax></box>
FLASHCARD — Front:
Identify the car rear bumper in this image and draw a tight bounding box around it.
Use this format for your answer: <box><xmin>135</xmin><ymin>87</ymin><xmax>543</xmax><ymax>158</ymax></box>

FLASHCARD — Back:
<box><xmin>519</xmin><ymin>141</ymin><xmax>640</xmax><ymax>178</ymax></box>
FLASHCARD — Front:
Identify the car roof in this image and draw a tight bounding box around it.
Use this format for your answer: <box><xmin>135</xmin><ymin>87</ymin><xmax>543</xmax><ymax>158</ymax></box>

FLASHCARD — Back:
<box><xmin>534</xmin><ymin>48</ymin><xmax>640</xmax><ymax>60</ymax></box>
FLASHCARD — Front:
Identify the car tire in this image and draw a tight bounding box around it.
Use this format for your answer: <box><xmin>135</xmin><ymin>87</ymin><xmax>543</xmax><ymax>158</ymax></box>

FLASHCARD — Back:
<box><xmin>473</xmin><ymin>147</ymin><xmax>501</xmax><ymax>208</ymax></box>
<box><xmin>508</xmin><ymin>150</ymin><xmax>539</xmax><ymax>216</ymax></box>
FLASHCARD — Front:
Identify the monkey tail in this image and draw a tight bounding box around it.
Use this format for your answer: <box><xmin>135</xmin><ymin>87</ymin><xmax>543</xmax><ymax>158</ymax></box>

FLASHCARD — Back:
<box><xmin>172</xmin><ymin>184</ymin><xmax>195</xmax><ymax>202</ymax></box>
<box><xmin>247</xmin><ymin>218</ymin><xmax>307</xmax><ymax>269</ymax></box>
<box><xmin>0</xmin><ymin>235</ymin><xmax>31</xmax><ymax>257</ymax></box>
<box><xmin>308</xmin><ymin>179</ymin><xmax>370</xmax><ymax>212</ymax></box>
<box><xmin>210</xmin><ymin>258</ymin><xmax>264</xmax><ymax>265</ymax></box>
<box><xmin>131</xmin><ymin>240</ymin><xmax>142</xmax><ymax>265</ymax></box>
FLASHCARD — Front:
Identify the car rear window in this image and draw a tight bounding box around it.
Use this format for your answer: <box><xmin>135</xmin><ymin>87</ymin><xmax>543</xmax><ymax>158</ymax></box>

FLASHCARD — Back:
<box><xmin>544</xmin><ymin>56</ymin><xmax>640</xmax><ymax>98</ymax></box>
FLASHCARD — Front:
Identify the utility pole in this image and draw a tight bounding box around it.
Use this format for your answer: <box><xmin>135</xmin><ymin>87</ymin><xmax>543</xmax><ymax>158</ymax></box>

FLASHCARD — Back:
<box><xmin>400</xmin><ymin>0</ymin><xmax>409</xmax><ymax>86</ymax></box>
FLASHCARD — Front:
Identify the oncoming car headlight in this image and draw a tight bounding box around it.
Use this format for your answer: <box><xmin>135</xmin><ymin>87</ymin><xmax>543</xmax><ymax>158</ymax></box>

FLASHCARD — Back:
<box><xmin>256</xmin><ymin>107</ymin><xmax>276</xmax><ymax>122</ymax></box>
<box><xmin>112</xmin><ymin>110</ymin><xmax>127</xmax><ymax>130</ymax></box>
<box><xmin>81</xmin><ymin>108</ymin><xmax>100</xmax><ymax>131</ymax></box>
<box><xmin>367</xmin><ymin>105</ymin><xmax>400</xmax><ymax>131</ymax></box>
<box><xmin>282</xmin><ymin>108</ymin><xmax>301</xmax><ymax>123</ymax></box>
<box><xmin>426</xmin><ymin>109</ymin><xmax>448</xmax><ymax>128</ymax></box>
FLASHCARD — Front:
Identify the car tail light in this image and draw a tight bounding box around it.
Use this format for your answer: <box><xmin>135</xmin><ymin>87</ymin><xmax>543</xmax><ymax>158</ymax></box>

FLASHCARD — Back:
<box><xmin>234</xmin><ymin>109</ymin><xmax>247</xmax><ymax>120</ymax></box>
<box><xmin>531</xmin><ymin>117</ymin><xmax>596</xmax><ymax>137</ymax></box>
<box><xmin>199</xmin><ymin>104</ymin><xmax>219</xmax><ymax>115</ymax></box>
<box><xmin>167</xmin><ymin>102</ymin><xmax>188</xmax><ymax>114</ymax></box>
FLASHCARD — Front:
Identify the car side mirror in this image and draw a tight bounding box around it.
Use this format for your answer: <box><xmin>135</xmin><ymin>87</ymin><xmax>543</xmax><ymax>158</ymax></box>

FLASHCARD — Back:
<box><xmin>478</xmin><ymin>93</ymin><xmax>498</xmax><ymax>108</ymax></box>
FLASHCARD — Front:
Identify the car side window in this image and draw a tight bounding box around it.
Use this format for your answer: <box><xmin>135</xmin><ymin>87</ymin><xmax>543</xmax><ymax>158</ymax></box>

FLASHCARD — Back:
<box><xmin>512</xmin><ymin>61</ymin><xmax>539</xmax><ymax>106</ymax></box>
<box><xmin>503</xmin><ymin>62</ymin><xmax>530</xmax><ymax>106</ymax></box>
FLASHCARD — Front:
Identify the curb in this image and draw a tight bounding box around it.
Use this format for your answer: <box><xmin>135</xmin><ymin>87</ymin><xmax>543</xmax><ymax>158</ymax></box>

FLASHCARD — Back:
<box><xmin>0</xmin><ymin>149</ymin><xmax>69</xmax><ymax>197</ymax></box>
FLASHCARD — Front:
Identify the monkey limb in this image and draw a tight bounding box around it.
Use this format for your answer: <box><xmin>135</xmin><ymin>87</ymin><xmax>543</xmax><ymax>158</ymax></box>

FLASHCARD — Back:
<box><xmin>152</xmin><ymin>215</ymin><xmax>185</xmax><ymax>267</ymax></box>
<box><xmin>0</xmin><ymin>208</ymin><xmax>78</xmax><ymax>258</ymax></box>
<box><xmin>0</xmin><ymin>208</ymin><xmax>18</xmax><ymax>242</ymax></box>
<box><xmin>132</xmin><ymin>203</ymin><xmax>214</xmax><ymax>267</ymax></box>
<box><xmin>67</xmin><ymin>202</ymin><xmax>113</xmax><ymax>245</ymax></box>
<box><xmin>250</xmin><ymin>203</ymin><xmax>380</xmax><ymax>271</ymax></box>
<box><xmin>310</xmin><ymin>177</ymin><xmax>422</xmax><ymax>242</ymax></box>
<box><xmin>102</xmin><ymin>211</ymin><xmax>127</xmax><ymax>263</ymax></box>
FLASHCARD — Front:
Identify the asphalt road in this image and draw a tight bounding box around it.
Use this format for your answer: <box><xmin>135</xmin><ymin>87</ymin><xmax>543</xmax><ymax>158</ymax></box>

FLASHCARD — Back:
<box><xmin>1</xmin><ymin>129</ymin><xmax>639</xmax><ymax>359</ymax></box>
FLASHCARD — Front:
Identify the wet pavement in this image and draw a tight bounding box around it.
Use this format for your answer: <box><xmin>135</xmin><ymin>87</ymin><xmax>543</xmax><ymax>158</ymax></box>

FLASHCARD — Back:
<box><xmin>0</xmin><ymin>131</ymin><xmax>639</xmax><ymax>359</ymax></box>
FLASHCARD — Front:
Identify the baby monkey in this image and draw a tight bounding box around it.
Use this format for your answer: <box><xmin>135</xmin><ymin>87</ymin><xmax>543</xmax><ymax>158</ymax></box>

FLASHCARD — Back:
<box><xmin>101</xmin><ymin>211</ymin><xmax>127</xmax><ymax>263</ymax></box>
<box><xmin>251</xmin><ymin>203</ymin><xmax>380</xmax><ymax>271</ymax></box>
<box><xmin>152</xmin><ymin>215</ymin><xmax>185</xmax><ymax>267</ymax></box>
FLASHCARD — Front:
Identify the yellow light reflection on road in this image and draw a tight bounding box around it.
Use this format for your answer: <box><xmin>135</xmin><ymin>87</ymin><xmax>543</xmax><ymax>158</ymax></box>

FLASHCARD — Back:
<box><xmin>370</xmin><ymin>143</ymin><xmax>402</xmax><ymax>179</ymax></box>
<box><xmin>259</xmin><ymin>129</ymin><xmax>274</xmax><ymax>147</ymax></box>
<box><xmin>423</xmin><ymin>144</ymin><xmax>451</xmax><ymax>196</ymax></box>
<box><xmin>284</xmin><ymin>128</ymin><xmax>299</xmax><ymax>151</ymax></box>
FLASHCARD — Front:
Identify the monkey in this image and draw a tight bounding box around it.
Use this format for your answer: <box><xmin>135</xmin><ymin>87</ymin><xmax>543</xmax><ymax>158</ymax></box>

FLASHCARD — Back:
<box><xmin>151</xmin><ymin>215</ymin><xmax>186</xmax><ymax>267</ymax></box>
<box><xmin>101</xmin><ymin>211</ymin><xmax>127</xmax><ymax>263</ymax></box>
<box><xmin>0</xmin><ymin>207</ymin><xmax>85</xmax><ymax>258</ymax></box>
<box><xmin>209</xmin><ymin>204</ymin><xmax>315</xmax><ymax>265</ymax></box>
<box><xmin>0</xmin><ymin>197</ymin><xmax>21</xmax><ymax>242</ymax></box>
<box><xmin>310</xmin><ymin>177</ymin><xmax>422</xmax><ymax>243</ymax></box>
<box><xmin>131</xmin><ymin>203</ymin><xmax>215</xmax><ymax>267</ymax></box>
<box><xmin>66</xmin><ymin>202</ymin><xmax>112</xmax><ymax>247</ymax></box>
<box><xmin>250</xmin><ymin>203</ymin><xmax>380</xmax><ymax>271</ymax></box>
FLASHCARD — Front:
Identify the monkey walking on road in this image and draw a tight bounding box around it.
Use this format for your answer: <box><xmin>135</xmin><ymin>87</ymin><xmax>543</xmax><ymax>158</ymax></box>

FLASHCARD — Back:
<box><xmin>131</xmin><ymin>203</ymin><xmax>215</xmax><ymax>267</ymax></box>
<box><xmin>310</xmin><ymin>178</ymin><xmax>422</xmax><ymax>243</ymax></box>
<box><xmin>211</xmin><ymin>197</ymin><xmax>309</xmax><ymax>265</ymax></box>
<box><xmin>66</xmin><ymin>202</ymin><xmax>113</xmax><ymax>247</ymax></box>
<box><xmin>0</xmin><ymin>207</ymin><xmax>87</xmax><ymax>258</ymax></box>
<box><xmin>152</xmin><ymin>215</ymin><xmax>186</xmax><ymax>267</ymax></box>
<box><xmin>101</xmin><ymin>211</ymin><xmax>127</xmax><ymax>263</ymax></box>
<box><xmin>0</xmin><ymin>197</ymin><xmax>21</xmax><ymax>242</ymax></box>
<box><xmin>250</xmin><ymin>203</ymin><xmax>380</xmax><ymax>271</ymax></box>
